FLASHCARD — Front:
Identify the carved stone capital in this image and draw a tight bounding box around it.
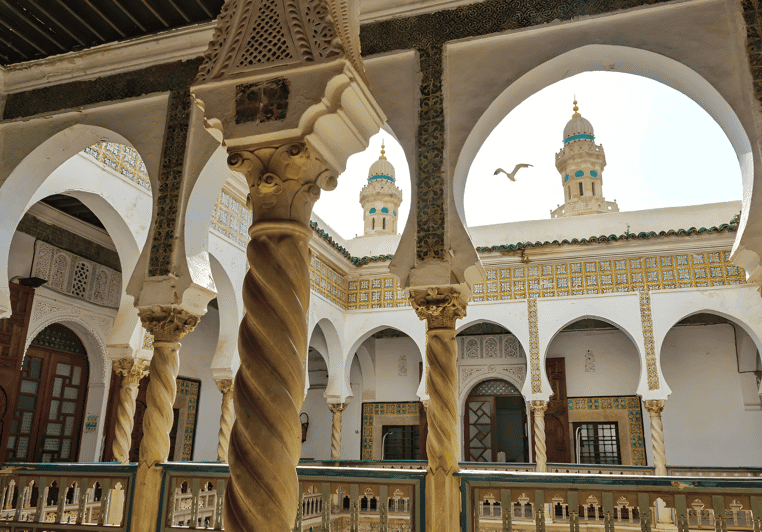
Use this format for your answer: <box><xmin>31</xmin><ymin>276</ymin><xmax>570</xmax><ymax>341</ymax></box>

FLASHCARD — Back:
<box><xmin>530</xmin><ymin>400</ymin><xmax>549</xmax><ymax>413</ymax></box>
<box><xmin>228</xmin><ymin>143</ymin><xmax>334</xmax><ymax>226</ymax></box>
<box><xmin>409</xmin><ymin>287</ymin><xmax>467</xmax><ymax>329</ymax></box>
<box><xmin>328</xmin><ymin>403</ymin><xmax>347</xmax><ymax>414</ymax></box>
<box><xmin>137</xmin><ymin>305</ymin><xmax>200</xmax><ymax>342</ymax></box>
<box><xmin>216</xmin><ymin>379</ymin><xmax>234</xmax><ymax>394</ymax></box>
<box><xmin>644</xmin><ymin>399</ymin><xmax>665</xmax><ymax>415</ymax></box>
<box><xmin>112</xmin><ymin>358</ymin><xmax>150</xmax><ymax>385</ymax></box>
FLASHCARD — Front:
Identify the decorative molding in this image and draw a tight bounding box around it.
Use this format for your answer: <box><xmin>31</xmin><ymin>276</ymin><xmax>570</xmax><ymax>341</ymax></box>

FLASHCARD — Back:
<box><xmin>638</xmin><ymin>290</ymin><xmax>660</xmax><ymax>390</ymax></box>
<box><xmin>31</xmin><ymin>241</ymin><xmax>121</xmax><ymax>309</ymax></box>
<box><xmin>137</xmin><ymin>305</ymin><xmax>200</xmax><ymax>342</ymax></box>
<box><xmin>527</xmin><ymin>298</ymin><xmax>541</xmax><ymax>394</ymax></box>
<box><xmin>457</xmin><ymin>334</ymin><xmax>523</xmax><ymax>360</ymax></box>
<box><xmin>409</xmin><ymin>287</ymin><xmax>467</xmax><ymax>329</ymax></box>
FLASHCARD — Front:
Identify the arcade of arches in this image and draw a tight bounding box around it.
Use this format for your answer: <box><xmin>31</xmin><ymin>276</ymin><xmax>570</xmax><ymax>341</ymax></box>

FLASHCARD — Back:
<box><xmin>1</xmin><ymin>0</ymin><xmax>762</xmax><ymax>531</ymax></box>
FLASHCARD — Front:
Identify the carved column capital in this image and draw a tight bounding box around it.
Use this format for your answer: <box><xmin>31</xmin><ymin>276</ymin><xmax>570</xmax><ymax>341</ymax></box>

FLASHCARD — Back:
<box><xmin>531</xmin><ymin>400</ymin><xmax>549</xmax><ymax>413</ymax></box>
<box><xmin>112</xmin><ymin>358</ymin><xmax>150</xmax><ymax>385</ymax></box>
<box><xmin>137</xmin><ymin>305</ymin><xmax>200</xmax><ymax>342</ymax></box>
<box><xmin>644</xmin><ymin>399</ymin><xmax>665</xmax><ymax>415</ymax></box>
<box><xmin>409</xmin><ymin>287</ymin><xmax>467</xmax><ymax>329</ymax></box>
<box><xmin>216</xmin><ymin>379</ymin><xmax>234</xmax><ymax>394</ymax></box>
<box><xmin>228</xmin><ymin>143</ymin><xmax>334</xmax><ymax>227</ymax></box>
<box><xmin>328</xmin><ymin>402</ymin><xmax>347</xmax><ymax>414</ymax></box>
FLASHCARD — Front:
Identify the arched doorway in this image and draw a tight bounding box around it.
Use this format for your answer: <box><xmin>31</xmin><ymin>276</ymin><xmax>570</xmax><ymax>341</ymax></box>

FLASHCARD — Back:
<box><xmin>5</xmin><ymin>324</ymin><xmax>89</xmax><ymax>462</ymax></box>
<box><xmin>464</xmin><ymin>379</ymin><xmax>528</xmax><ymax>463</ymax></box>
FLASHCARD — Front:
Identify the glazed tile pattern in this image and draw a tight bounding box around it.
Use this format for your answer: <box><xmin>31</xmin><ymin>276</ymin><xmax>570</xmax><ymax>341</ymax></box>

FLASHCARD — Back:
<box><xmin>527</xmin><ymin>299</ymin><xmax>541</xmax><ymax>394</ymax></box>
<box><xmin>639</xmin><ymin>290</ymin><xmax>659</xmax><ymax>391</ymax></box>
<box><xmin>470</xmin><ymin>252</ymin><xmax>745</xmax><ymax>302</ymax></box>
<box><xmin>361</xmin><ymin>402</ymin><xmax>420</xmax><ymax>460</ymax></box>
<box><xmin>209</xmin><ymin>187</ymin><xmax>252</xmax><ymax>248</ymax></box>
<box><xmin>568</xmin><ymin>396</ymin><xmax>646</xmax><ymax>466</ymax></box>
<box><xmin>310</xmin><ymin>256</ymin><xmax>348</xmax><ymax>308</ymax></box>
<box><xmin>177</xmin><ymin>377</ymin><xmax>201</xmax><ymax>462</ymax></box>
<box><xmin>83</xmin><ymin>142</ymin><xmax>151</xmax><ymax>190</ymax></box>
<box><xmin>359</xmin><ymin>0</ymin><xmax>673</xmax><ymax>263</ymax></box>
<box><xmin>345</xmin><ymin>276</ymin><xmax>407</xmax><ymax>310</ymax></box>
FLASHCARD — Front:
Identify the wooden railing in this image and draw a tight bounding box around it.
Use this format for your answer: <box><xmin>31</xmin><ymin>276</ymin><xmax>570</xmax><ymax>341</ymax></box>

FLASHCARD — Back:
<box><xmin>0</xmin><ymin>463</ymin><xmax>135</xmax><ymax>530</ymax></box>
<box><xmin>1</xmin><ymin>462</ymin><xmax>760</xmax><ymax>531</ymax></box>
<box><xmin>457</xmin><ymin>469</ymin><xmax>762</xmax><ymax>532</ymax></box>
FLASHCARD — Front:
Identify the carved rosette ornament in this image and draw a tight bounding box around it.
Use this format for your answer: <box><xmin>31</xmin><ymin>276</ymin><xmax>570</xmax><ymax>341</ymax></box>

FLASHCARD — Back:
<box><xmin>409</xmin><ymin>287</ymin><xmax>467</xmax><ymax>532</ymax></box>
<box><xmin>222</xmin><ymin>142</ymin><xmax>333</xmax><ymax>532</ymax></box>
<box><xmin>216</xmin><ymin>380</ymin><xmax>234</xmax><ymax>462</ymax></box>
<box><xmin>111</xmin><ymin>358</ymin><xmax>150</xmax><ymax>464</ymax></box>
<box><xmin>131</xmin><ymin>305</ymin><xmax>199</xmax><ymax>532</ymax></box>
<box><xmin>644</xmin><ymin>399</ymin><xmax>667</xmax><ymax>475</ymax></box>
<box><xmin>328</xmin><ymin>403</ymin><xmax>347</xmax><ymax>460</ymax></box>
<box><xmin>530</xmin><ymin>400</ymin><xmax>549</xmax><ymax>472</ymax></box>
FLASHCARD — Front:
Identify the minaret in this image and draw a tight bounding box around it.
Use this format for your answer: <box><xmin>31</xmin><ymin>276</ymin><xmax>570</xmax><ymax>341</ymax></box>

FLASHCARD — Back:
<box><xmin>359</xmin><ymin>143</ymin><xmax>403</xmax><ymax>236</ymax></box>
<box><xmin>551</xmin><ymin>100</ymin><xmax>618</xmax><ymax>218</ymax></box>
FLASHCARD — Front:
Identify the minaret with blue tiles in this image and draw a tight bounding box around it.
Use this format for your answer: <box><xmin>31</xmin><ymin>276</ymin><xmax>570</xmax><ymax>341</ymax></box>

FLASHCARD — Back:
<box><xmin>359</xmin><ymin>142</ymin><xmax>403</xmax><ymax>236</ymax></box>
<box><xmin>552</xmin><ymin>100</ymin><xmax>618</xmax><ymax>218</ymax></box>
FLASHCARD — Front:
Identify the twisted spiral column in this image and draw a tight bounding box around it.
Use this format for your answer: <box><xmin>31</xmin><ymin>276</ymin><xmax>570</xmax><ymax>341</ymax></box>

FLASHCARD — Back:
<box><xmin>531</xmin><ymin>400</ymin><xmax>549</xmax><ymax>472</ymax></box>
<box><xmin>328</xmin><ymin>403</ymin><xmax>346</xmax><ymax>460</ymax></box>
<box><xmin>224</xmin><ymin>143</ymin><xmax>331</xmax><ymax>532</ymax></box>
<box><xmin>410</xmin><ymin>287</ymin><xmax>467</xmax><ymax>532</ymax></box>
<box><xmin>645</xmin><ymin>400</ymin><xmax>667</xmax><ymax>475</ymax></box>
<box><xmin>216</xmin><ymin>380</ymin><xmax>234</xmax><ymax>462</ymax></box>
<box><xmin>131</xmin><ymin>306</ymin><xmax>199</xmax><ymax>532</ymax></box>
<box><xmin>111</xmin><ymin>358</ymin><xmax>149</xmax><ymax>463</ymax></box>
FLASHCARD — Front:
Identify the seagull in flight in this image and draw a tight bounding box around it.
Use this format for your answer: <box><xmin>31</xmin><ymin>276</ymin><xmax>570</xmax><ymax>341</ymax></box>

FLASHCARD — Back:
<box><xmin>494</xmin><ymin>164</ymin><xmax>533</xmax><ymax>181</ymax></box>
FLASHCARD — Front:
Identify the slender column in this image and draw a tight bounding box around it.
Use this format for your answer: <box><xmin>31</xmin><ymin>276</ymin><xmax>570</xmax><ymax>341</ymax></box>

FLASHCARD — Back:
<box><xmin>111</xmin><ymin>358</ymin><xmax>150</xmax><ymax>464</ymax></box>
<box><xmin>225</xmin><ymin>143</ymin><xmax>330</xmax><ymax>532</ymax></box>
<box><xmin>644</xmin><ymin>399</ymin><xmax>668</xmax><ymax>475</ymax></box>
<box><xmin>130</xmin><ymin>306</ymin><xmax>199</xmax><ymax>532</ymax></box>
<box><xmin>531</xmin><ymin>400</ymin><xmax>549</xmax><ymax>472</ymax></box>
<box><xmin>410</xmin><ymin>287</ymin><xmax>467</xmax><ymax>532</ymax></box>
<box><xmin>328</xmin><ymin>403</ymin><xmax>347</xmax><ymax>460</ymax></box>
<box><xmin>216</xmin><ymin>379</ymin><xmax>234</xmax><ymax>462</ymax></box>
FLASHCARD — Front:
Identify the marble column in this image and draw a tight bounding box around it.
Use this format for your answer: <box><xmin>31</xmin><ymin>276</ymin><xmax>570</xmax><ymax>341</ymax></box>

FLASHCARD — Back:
<box><xmin>410</xmin><ymin>287</ymin><xmax>467</xmax><ymax>532</ymax></box>
<box><xmin>111</xmin><ymin>358</ymin><xmax>150</xmax><ymax>464</ymax></box>
<box><xmin>224</xmin><ymin>143</ymin><xmax>331</xmax><ymax>532</ymax></box>
<box><xmin>216</xmin><ymin>379</ymin><xmax>234</xmax><ymax>462</ymax></box>
<box><xmin>328</xmin><ymin>403</ymin><xmax>347</xmax><ymax>460</ymax></box>
<box><xmin>644</xmin><ymin>399</ymin><xmax>668</xmax><ymax>475</ymax></box>
<box><xmin>130</xmin><ymin>306</ymin><xmax>199</xmax><ymax>532</ymax></box>
<box><xmin>531</xmin><ymin>400</ymin><xmax>549</xmax><ymax>473</ymax></box>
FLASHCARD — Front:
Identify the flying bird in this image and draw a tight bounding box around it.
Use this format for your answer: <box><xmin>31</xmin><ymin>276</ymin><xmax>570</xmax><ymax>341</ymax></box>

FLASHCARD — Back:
<box><xmin>494</xmin><ymin>164</ymin><xmax>533</xmax><ymax>181</ymax></box>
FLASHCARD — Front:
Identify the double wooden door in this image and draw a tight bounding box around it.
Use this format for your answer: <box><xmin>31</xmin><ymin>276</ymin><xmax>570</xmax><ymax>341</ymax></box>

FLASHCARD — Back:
<box><xmin>4</xmin><ymin>345</ymin><xmax>89</xmax><ymax>463</ymax></box>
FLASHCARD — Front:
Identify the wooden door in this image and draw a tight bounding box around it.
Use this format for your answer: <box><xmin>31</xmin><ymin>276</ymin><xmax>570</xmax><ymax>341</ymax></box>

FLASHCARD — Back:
<box><xmin>4</xmin><ymin>344</ymin><xmax>89</xmax><ymax>462</ymax></box>
<box><xmin>465</xmin><ymin>396</ymin><xmax>495</xmax><ymax>462</ymax></box>
<box><xmin>531</xmin><ymin>358</ymin><xmax>571</xmax><ymax>463</ymax></box>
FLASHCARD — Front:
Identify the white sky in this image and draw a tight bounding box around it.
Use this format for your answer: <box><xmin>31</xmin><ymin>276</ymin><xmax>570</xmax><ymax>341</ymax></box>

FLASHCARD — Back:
<box><xmin>313</xmin><ymin>71</ymin><xmax>741</xmax><ymax>240</ymax></box>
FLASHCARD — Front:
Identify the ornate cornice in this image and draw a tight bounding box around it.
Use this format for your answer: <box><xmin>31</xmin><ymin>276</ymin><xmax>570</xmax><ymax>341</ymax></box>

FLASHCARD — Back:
<box><xmin>409</xmin><ymin>287</ymin><xmax>467</xmax><ymax>329</ymax></box>
<box><xmin>137</xmin><ymin>305</ymin><xmax>200</xmax><ymax>342</ymax></box>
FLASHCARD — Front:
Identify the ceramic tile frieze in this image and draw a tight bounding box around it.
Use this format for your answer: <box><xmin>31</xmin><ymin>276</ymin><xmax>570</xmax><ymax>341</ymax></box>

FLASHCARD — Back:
<box><xmin>526</xmin><ymin>298</ymin><xmax>541</xmax><ymax>394</ymax></box>
<box><xmin>469</xmin><ymin>252</ymin><xmax>744</xmax><ymax>302</ymax></box>
<box><xmin>567</xmin><ymin>396</ymin><xmax>645</xmax><ymax>466</ymax></box>
<box><xmin>148</xmin><ymin>89</ymin><xmax>193</xmax><ymax>276</ymax></box>
<box><xmin>360</xmin><ymin>0</ymin><xmax>673</xmax><ymax>263</ymax></box>
<box><xmin>83</xmin><ymin>142</ymin><xmax>151</xmax><ymax>191</ymax></box>
<box><xmin>638</xmin><ymin>290</ymin><xmax>659</xmax><ymax>391</ymax></box>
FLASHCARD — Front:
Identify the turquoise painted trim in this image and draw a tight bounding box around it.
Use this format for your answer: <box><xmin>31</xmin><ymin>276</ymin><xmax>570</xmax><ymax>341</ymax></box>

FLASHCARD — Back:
<box><xmin>545</xmin><ymin>462</ymin><xmax>653</xmax><ymax>471</ymax></box>
<box><xmin>564</xmin><ymin>175</ymin><xmax>569</xmax><ymax>182</ymax></box>
<box><xmin>455</xmin><ymin>471</ymin><xmax>762</xmax><ymax>489</ymax></box>
<box><xmin>1</xmin><ymin>462</ymin><xmax>138</xmax><ymax>473</ymax></box>
<box><xmin>575</xmin><ymin>170</ymin><xmax>584</xmax><ymax>177</ymax></box>
<box><xmin>393</xmin><ymin>210</ymin><xmax>397</xmax><ymax>216</ymax></box>
<box><xmin>381</xmin><ymin>207</ymin><xmax>389</xmax><ymax>213</ymax></box>
<box><xmin>461</xmin><ymin>476</ymin><xmax>469</xmax><ymax>532</ymax></box>
<box><xmin>125</xmin><ymin>466</ymin><xmax>137</xmax><ymax>531</ymax></box>
<box><xmin>369</xmin><ymin>208</ymin><xmax>376</xmax><ymax>213</ymax></box>
<box><xmin>564</xmin><ymin>133</ymin><xmax>595</xmax><ymax>144</ymax></box>
<box><xmin>158</xmin><ymin>467</ymin><xmax>169</xmax><ymax>532</ymax></box>
<box><xmin>161</xmin><ymin>461</ymin><xmax>230</xmax><ymax>473</ymax></box>
<box><xmin>590</xmin><ymin>170</ymin><xmax>598</xmax><ymax>177</ymax></box>
<box><xmin>297</xmin><ymin>466</ymin><xmax>426</xmax><ymax>480</ymax></box>
<box><xmin>368</xmin><ymin>174</ymin><xmax>395</xmax><ymax>182</ymax></box>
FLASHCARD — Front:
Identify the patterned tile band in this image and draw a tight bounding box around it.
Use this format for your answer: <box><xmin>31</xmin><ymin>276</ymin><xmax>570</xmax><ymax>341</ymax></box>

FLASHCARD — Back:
<box><xmin>568</xmin><ymin>396</ymin><xmax>645</xmax><ymax>466</ymax></box>
<box><xmin>638</xmin><ymin>290</ymin><xmax>659</xmax><ymax>391</ymax></box>
<box><xmin>527</xmin><ymin>298</ymin><xmax>541</xmax><ymax>394</ymax></box>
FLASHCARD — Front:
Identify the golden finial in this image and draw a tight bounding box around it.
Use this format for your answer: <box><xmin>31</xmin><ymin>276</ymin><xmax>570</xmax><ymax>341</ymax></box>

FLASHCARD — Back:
<box><xmin>379</xmin><ymin>140</ymin><xmax>387</xmax><ymax>160</ymax></box>
<box><xmin>572</xmin><ymin>99</ymin><xmax>580</xmax><ymax>118</ymax></box>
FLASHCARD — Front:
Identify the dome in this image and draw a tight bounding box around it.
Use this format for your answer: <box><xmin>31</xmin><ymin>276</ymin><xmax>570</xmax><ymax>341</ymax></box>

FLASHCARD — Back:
<box><xmin>368</xmin><ymin>144</ymin><xmax>396</xmax><ymax>183</ymax></box>
<box><xmin>563</xmin><ymin>101</ymin><xmax>595</xmax><ymax>144</ymax></box>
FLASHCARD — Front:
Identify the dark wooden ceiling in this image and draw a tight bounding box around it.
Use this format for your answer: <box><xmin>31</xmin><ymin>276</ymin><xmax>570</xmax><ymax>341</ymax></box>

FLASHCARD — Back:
<box><xmin>0</xmin><ymin>0</ymin><xmax>225</xmax><ymax>66</ymax></box>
